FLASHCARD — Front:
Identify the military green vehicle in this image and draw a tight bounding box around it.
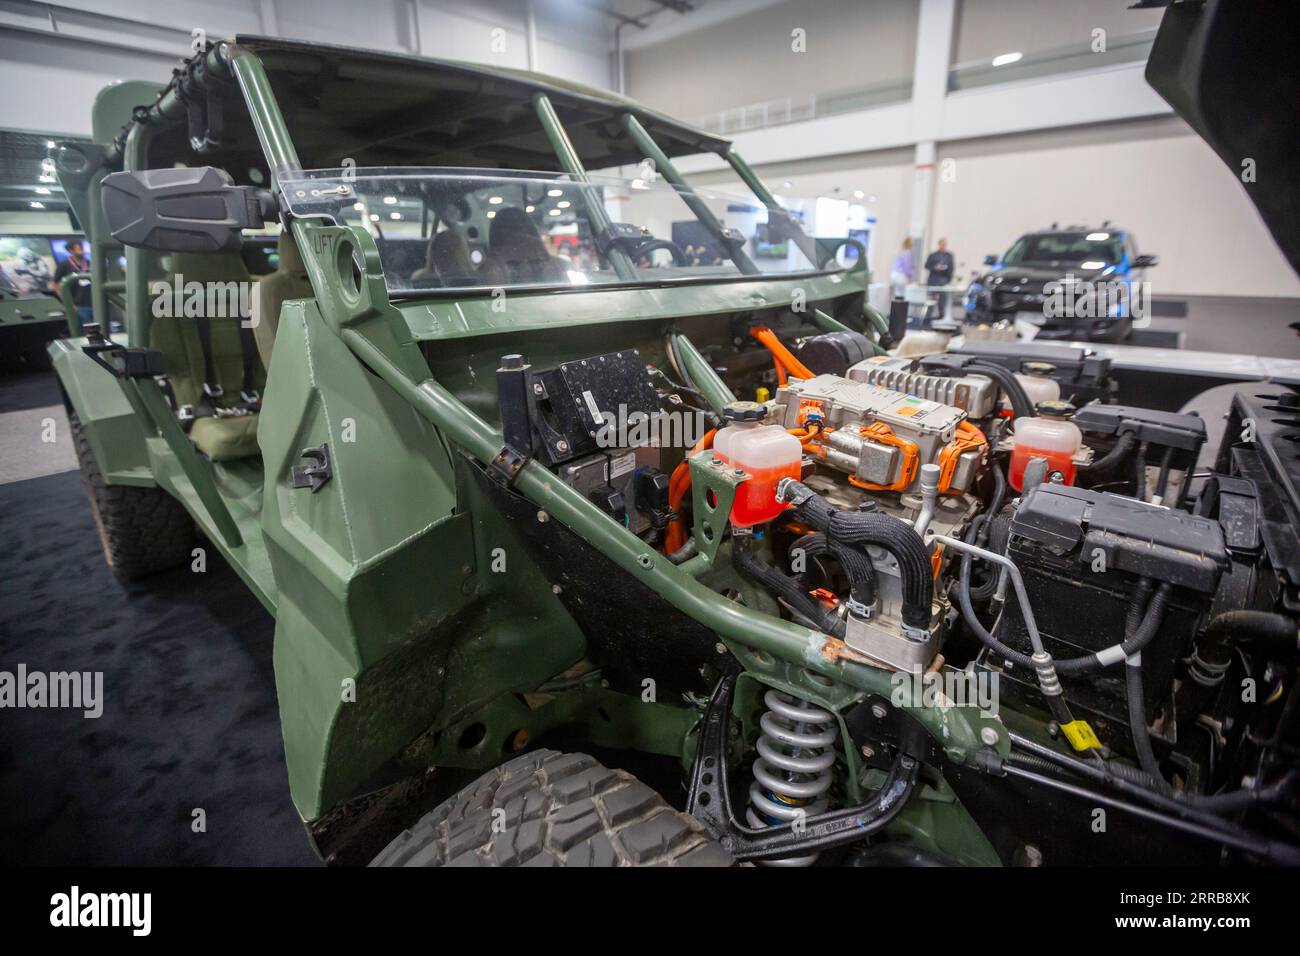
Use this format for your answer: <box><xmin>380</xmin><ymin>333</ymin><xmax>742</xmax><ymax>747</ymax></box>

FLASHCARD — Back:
<box><xmin>0</xmin><ymin>235</ymin><xmax>68</xmax><ymax>368</ymax></box>
<box><xmin>50</xmin><ymin>14</ymin><xmax>1300</xmax><ymax>868</ymax></box>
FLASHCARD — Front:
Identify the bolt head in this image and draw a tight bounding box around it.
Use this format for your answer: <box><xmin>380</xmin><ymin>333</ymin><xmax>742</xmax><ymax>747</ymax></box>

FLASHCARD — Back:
<box><xmin>714</xmin><ymin>642</ymin><xmax>727</xmax><ymax>655</ymax></box>
<box><xmin>860</xmin><ymin>744</ymin><xmax>875</xmax><ymax>759</ymax></box>
<box><xmin>980</xmin><ymin>727</ymin><xmax>999</xmax><ymax>747</ymax></box>
<box><xmin>871</xmin><ymin>703</ymin><xmax>888</xmax><ymax>720</ymax></box>
<box><xmin>536</xmin><ymin>510</ymin><xmax>549</xmax><ymax>523</ymax></box>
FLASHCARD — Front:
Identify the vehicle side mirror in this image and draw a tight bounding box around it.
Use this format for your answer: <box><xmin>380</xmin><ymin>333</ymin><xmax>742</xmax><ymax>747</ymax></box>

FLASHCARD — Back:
<box><xmin>1132</xmin><ymin>254</ymin><xmax>1158</xmax><ymax>268</ymax></box>
<box><xmin>983</xmin><ymin>254</ymin><xmax>998</xmax><ymax>265</ymax></box>
<box><xmin>102</xmin><ymin>166</ymin><xmax>275</xmax><ymax>253</ymax></box>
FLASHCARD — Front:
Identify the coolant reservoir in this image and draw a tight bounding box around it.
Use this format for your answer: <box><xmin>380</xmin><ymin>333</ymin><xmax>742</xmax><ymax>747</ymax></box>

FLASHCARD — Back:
<box><xmin>715</xmin><ymin>402</ymin><xmax>802</xmax><ymax>527</ymax></box>
<box><xmin>1014</xmin><ymin>361</ymin><xmax>1061</xmax><ymax>408</ymax></box>
<box><xmin>1010</xmin><ymin>400</ymin><xmax>1082</xmax><ymax>490</ymax></box>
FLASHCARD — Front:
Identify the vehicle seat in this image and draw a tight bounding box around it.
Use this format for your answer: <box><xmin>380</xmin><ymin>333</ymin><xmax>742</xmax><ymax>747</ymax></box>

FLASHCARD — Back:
<box><xmin>478</xmin><ymin>207</ymin><xmax>569</xmax><ymax>286</ymax></box>
<box><xmin>411</xmin><ymin>229</ymin><xmax>476</xmax><ymax>287</ymax></box>
<box><xmin>253</xmin><ymin>232</ymin><xmax>313</xmax><ymax>370</ymax></box>
<box><xmin>151</xmin><ymin>251</ymin><xmax>264</xmax><ymax>462</ymax></box>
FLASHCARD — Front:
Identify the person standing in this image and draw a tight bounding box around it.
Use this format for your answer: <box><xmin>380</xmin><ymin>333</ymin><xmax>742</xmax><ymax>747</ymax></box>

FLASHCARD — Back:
<box><xmin>924</xmin><ymin>237</ymin><xmax>955</xmax><ymax>316</ymax></box>
<box><xmin>54</xmin><ymin>239</ymin><xmax>94</xmax><ymax>329</ymax></box>
<box><xmin>889</xmin><ymin>237</ymin><xmax>913</xmax><ymax>299</ymax></box>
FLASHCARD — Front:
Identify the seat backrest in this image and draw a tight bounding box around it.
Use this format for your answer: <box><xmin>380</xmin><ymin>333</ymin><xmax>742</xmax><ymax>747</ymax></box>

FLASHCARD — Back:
<box><xmin>151</xmin><ymin>251</ymin><xmax>262</xmax><ymax>408</ymax></box>
<box><xmin>252</xmin><ymin>232</ymin><xmax>314</xmax><ymax>370</ymax></box>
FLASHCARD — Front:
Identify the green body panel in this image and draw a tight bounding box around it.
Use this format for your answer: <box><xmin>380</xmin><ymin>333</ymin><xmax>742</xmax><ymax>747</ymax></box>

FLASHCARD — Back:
<box><xmin>49</xmin><ymin>336</ymin><xmax>154</xmax><ymax>485</ymax></box>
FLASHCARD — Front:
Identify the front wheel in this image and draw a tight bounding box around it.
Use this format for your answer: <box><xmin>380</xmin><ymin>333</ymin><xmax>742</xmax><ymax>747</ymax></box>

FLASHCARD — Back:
<box><xmin>69</xmin><ymin>411</ymin><xmax>196</xmax><ymax>583</ymax></box>
<box><xmin>370</xmin><ymin>749</ymin><xmax>732</xmax><ymax>867</ymax></box>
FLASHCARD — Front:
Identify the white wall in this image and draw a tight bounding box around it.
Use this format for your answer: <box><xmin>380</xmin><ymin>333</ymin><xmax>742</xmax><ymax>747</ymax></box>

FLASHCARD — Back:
<box><xmin>931</xmin><ymin>117</ymin><xmax>1300</xmax><ymax>299</ymax></box>
<box><xmin>951</xmin><ymin>0</ymin><xmax>1163</xmax><ymax>64</ymax></box>
<box><xmin>625</xmin><ymin>0</ymin><xmax>920</xmax><ymax>121</ymax></box>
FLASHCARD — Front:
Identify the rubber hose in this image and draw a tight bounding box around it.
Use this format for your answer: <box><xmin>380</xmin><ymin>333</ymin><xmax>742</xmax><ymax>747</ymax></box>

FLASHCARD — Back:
<box><xmin>734</xmin><ymin>534</ymin><xmax>845</xmax><ymax>638</ymax></box>
<box><xmin>1125</xmin><ymin>584</ymin><xmax>1174</xmax><ymax>787</ymax></box>
<box><xmin>783</xmin><ymin>481</ymin><xmax>932</xmax><ymax>629</ymax></box>
<box><xmin>1078</xmin><ymin>431</ymin><xmax>1138</xmax><ymax>475</ymax></box>
<box><xmin>1205</xmin><ymin>610</ymin><xmax>1299</xmax><ymax>655</ymax></box>
<box><xmin>790</xmin><ymin>531</ymin><xmax>877</xmax><ymax>609</ymax></box>
<box><xmin>954</xmin><ymin>542</ymin><xmax>1165</xmax><ymax>676</ymax></box>
<box><xmin>967</xmin><ymin>361</ymin><xmax>1035</xmax><ymax>419</ymax></box>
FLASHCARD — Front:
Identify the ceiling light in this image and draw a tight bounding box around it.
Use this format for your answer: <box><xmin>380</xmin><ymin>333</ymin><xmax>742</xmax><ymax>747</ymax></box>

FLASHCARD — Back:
<box><xmin>557</xmin><ymin>200</ymin><xmax>571</xmax><ymax>209</ymax></box>
<box><xmin>29</xmin><ymin>201</ymin><xmax>45</xmax><ymax>209</ymax></box>
<box><xmin>487</xmin><ymin>210</ymin><xmax>496</xmax><ymax>219</ymax></box>
<box><xmin>352</xmin><ymin>202</ymin><xmax>364</xmax><ymax>211</ymax></box>
<box><xmin>488</xmin><ymin>196</ymin><xmax>503</xmax><ymax>204</ymax></box>
<box><xmin>1086</xmin><ymin>232</ymin><xmax>1110</xmax><ymax>241</ymax></box>
<box><xmin>45</xmin><ymin>140</ymin><xmax>55</xmax><ymax>149</ymax></box>
<box><xmin>549</xmin><ymin>209</ymin><xmax>561</xmax><ymax>216</ymax></box>
<box><xmin>389</xmin><ymin>212</ymin><xmax>401</xmax><ymax>220</ymax></box>
<box><xmin>1080</xmin><ymin>260</ymin><xmax>1105</xmax><ymax>270</ymax></box>
<box><xmin>992</xmin><ymin>51</ymin><xmax>1023</xmax><ymax>67</ymax></box>
<box><xmin>35</xmin><ymin>186</ymin><xmax>51</xmax><ymax>195</ymax></box>
<box><xmin>547</xmin><ymin>188</ymin><xmax>563</xmax><ymax>197</ymax></box>
<box><xmin>382</xmin><ymin>196</ymin><xmax>397</xmax><ymax>205</ymax></box>
<box><xmin>853</xmin><ymin>190</ymin><xmax>864</xmax><ymax>199</ymax></box>
<box><xmin>525</xmin><ymin>205</ymin><xmax>535</xmax><ymax>213</ymax></box>
<box><xmin>369</xmin><ymin>214</ymin><xmax>379</xmax><ymax>221</ymax></box>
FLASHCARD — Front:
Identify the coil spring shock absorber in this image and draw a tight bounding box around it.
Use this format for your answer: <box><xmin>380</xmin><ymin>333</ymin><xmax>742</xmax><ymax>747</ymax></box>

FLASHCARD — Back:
<box><xmin>746</xmin><ymin>689</ymin><xmax>838</xmax><ymax>866</ymax></box>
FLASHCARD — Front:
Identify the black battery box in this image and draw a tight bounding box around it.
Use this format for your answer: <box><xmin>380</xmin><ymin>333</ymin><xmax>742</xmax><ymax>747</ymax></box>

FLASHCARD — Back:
<box><xmin>989</xmin><ymin>484</ymin><xmax>1228</xmax><ymax>754</ymax></box>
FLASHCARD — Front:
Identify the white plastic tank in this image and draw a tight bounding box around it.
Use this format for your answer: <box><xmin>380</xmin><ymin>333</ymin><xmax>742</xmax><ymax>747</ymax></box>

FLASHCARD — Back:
<box><xmin>1005</xmin><ymin>361</ymin><xmax>1061</xmax><ymax>415</ymax></box>
<box><xmin>1010</xmin><ymin>400</ymin><xmax>1082</xmax><ymax>490</ymax></box>
<box><xmin>714</xmin><ymin>402</ymin><xmax>802</xmax><ymax>527</ymax></box>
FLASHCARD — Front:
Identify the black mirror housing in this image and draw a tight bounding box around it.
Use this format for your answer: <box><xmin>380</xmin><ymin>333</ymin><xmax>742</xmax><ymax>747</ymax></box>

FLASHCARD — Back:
<box><xmin>102</xmin><ymin>166</ymin><xmax>275</xmax><ymax>253</ymax></box>
<box><xmin>1132</xmin><ymin>254</ymin><xmax>1158</xmax><ymax>268</ymax></box>
<box><xmin>982</xmin><ymin>254</ymin><xmax>998</xmax><ymax>265</ymax></box>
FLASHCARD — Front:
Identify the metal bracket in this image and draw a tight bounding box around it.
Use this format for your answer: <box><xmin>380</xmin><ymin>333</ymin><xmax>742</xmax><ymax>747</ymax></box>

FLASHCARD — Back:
<box><xmin>685</xmin><ymin>672</ymin><xmax>921</xmax><ymax>862</ymax></box>
<box><xmin>487</xmin><ymin>444</ymin><xmax>529</xmax><ymax>488</ymax></box>
<box><xmin>686</xmin><ymin>451</ymin><xmax>748</xmax><ymax>567</ymax></box>
<box><xmin>82</xmin><ymin>340</ymin><xmax>164</xmax><ymax>380</ymax></box>
<box><xmin>291</xmin><ymin>444</ymin><xmax>332</xmax><ymax>493</ymax></box>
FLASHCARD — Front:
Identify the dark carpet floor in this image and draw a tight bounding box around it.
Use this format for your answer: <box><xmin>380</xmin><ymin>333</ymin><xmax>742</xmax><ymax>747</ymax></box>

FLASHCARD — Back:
<box><xmin>0</xmin><ymin>469</ymin><xmax>320</xmax><ymax>865</ymax></box>
<box><xmin>0</xmin><ymin>369</ymin><xmax>62</xmax><ymax>414</ymax></box>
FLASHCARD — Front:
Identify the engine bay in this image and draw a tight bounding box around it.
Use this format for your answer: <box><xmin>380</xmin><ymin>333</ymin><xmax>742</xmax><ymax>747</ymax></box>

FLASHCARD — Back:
<box><xmin>463</xmin><ymin>320</ymin><xmax>1300</xmax><ymax>866</ymax></box>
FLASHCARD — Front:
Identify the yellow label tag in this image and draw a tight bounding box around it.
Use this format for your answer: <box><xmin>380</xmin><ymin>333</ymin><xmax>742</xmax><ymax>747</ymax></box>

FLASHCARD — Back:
<box><xmin>1061</xmin><ymin>720</ymin><xmax>1102</xmax><ymax>751</ymax></box>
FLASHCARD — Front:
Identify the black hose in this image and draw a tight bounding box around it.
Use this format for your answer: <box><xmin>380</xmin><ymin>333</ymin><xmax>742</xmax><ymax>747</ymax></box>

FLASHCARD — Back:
<box><xmin>1153</xmin><ymin>444</ymin><xmax>1175</xmax><ymax>500</ymax></box>
<box><xmin>956</xmin><ymin>549</ymin><xmax>1168</xmax><ymax>676</ymax></box>
<box><xmin>733</xmin><ymin>533</ymin><xmax>845</xmax><ymax>638</ymax></box>
<box><xmin>1127</xmin><ymin>663</ymin><xmax>1166</xmax><ymax>787</ymax></box>
<box><xmin>1124</xmin><ymin>583</ymin><xmax>1174</xmax><ymax>786</ymax></box>
<box><xmin>1077</xmin><ymin>431</ymin><xmax>1138</xmax><ymax>475</ymax></box>
<box><xmin>1009</xmin><ymin>732</ymin><xmax>1298</xmax><ymax>818</ymax></box>
<box><xmin>999</xmin><ymin>762</ymin><xmax>1300</xmax><ymax>864</ymax></box>
<box><xmin>966</xmin><ymin>361</ymin><xmax>1035</xmax><ymax>419</ymax></box>
<box><xmin>789</xmin><ymin>531</ymin><xmax>877</xmax><ymax>609</ymax></box>
<box><xmin>1205</xmin><ymin>610</ymin><xmax>1299</xmax><ymax>654</ymax></box>
<box><xmin>1132</xmin><ymin>441</ymin><xmax>1147</xmax><ymax>500</ymax></box>
<box><xmin>781</xmin><ymin>480</ymin><xmax>932</xmax><ymax>629</ymax></box>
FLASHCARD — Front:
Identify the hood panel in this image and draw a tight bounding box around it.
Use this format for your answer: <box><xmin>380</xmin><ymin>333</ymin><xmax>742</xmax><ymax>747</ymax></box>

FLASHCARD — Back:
<box><xmin>1145</xmin><ymin>0</ymin><xmax>1299</xmax><ymax>277</ymax></box>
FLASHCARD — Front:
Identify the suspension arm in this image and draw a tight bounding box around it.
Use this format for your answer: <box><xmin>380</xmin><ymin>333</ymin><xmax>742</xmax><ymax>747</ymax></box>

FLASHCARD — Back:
<box><xmin>685</xmin><ymin>673</ymin><xmax>920</xmax><ymax>862</ymax></box>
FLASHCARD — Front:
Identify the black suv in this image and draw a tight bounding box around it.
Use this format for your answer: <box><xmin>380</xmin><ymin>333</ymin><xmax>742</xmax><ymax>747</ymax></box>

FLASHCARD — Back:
<box><xmin>963</xmin><ymin>226</ymin><xmax>1157</xmax><ymax>342</ymax></box>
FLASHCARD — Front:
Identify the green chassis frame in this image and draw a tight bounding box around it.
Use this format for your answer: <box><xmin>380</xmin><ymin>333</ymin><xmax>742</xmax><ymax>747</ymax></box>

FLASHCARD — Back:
<box><xmin>50</xmin><ymin>41</ymin><xmax>999</xmax><ymax>860</ymax></box>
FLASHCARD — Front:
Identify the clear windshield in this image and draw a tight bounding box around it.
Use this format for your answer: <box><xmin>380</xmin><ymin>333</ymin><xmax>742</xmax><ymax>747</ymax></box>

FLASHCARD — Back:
<box><xmin>1002</xmin><ymin>232</ymin><xmax>1124</xmax><ymax>267</ymax></box>
<box><xmin>278</xmin><ymin>168</ymin><xmax>834</xmax><ymax>294</ymax></box>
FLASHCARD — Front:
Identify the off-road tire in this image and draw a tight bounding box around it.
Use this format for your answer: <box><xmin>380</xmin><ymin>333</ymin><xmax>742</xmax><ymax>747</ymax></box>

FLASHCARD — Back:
<box><xmin>69</xmin><ymin>411</ymin><xmax>195</xmax><ymax>582</ymax></box>
<box><xmin>370</xmin><ymin>749</ymin><xmax>732</xmax><ymax>867</ymax></box>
